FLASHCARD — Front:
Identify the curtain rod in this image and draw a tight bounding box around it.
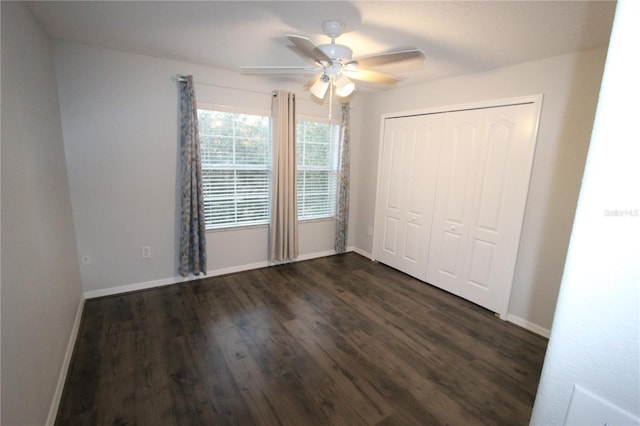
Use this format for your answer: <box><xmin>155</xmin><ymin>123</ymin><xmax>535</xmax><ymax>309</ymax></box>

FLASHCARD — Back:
<box><xmin>173</xmin><ymin>74</ymin><xmax>347</xmax><ymax>106</ymax></box>
<box><xmin>175</xmin><ymin>75</ymin><xmax>276</xmax><ymax>97</ymax></box>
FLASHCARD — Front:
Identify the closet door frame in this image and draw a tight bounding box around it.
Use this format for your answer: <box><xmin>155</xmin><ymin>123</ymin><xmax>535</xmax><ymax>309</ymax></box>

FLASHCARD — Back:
<box><xmin>372</xmin><ymin>94</ymin><xmax>543</xmax><ymax>319</ymax></box>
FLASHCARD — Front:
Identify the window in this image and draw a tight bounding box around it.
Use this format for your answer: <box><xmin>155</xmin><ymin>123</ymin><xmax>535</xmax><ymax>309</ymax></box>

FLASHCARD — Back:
<box><xmin>297</xmin><ymin>120</ymin><xmax>340</xmax><ymax>221</ymax></box>
<box><xmin>197</xmin><ymin>109</ymin><xmax>340</xmax><ymax>229</ymax></box>
<box><xmin>198</xmin><ymin>109</ymin><xmax>270</xmax><ymax>229</ymax></box>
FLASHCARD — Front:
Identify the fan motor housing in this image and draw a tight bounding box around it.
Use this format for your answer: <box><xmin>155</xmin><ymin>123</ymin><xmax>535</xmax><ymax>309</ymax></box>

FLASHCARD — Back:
<box><xmin>317</xmin><ymin>43</ymin><xmax>353</xmax><ymax>61</ymax></box>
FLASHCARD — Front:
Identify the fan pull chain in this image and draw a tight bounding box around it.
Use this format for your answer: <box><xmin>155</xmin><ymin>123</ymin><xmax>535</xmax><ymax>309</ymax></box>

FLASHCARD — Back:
<box><xmin>328</xmin><ymin>79</ymin><xmax>333</xmax><ymax>120</ymax></box>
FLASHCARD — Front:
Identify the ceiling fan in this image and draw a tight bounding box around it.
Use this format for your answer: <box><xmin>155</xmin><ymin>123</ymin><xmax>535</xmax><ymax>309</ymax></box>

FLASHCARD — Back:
<box><xmin>240</xmin><ymin>20</ymin><xmax>425</xmax><ymax>100</ymax></box>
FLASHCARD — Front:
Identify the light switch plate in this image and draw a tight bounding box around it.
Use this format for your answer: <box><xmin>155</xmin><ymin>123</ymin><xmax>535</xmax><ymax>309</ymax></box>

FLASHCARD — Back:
<box><xmin>564</xmin><ymin>384</ymin><xmax>639</xmax><ymax>425</ymax></box>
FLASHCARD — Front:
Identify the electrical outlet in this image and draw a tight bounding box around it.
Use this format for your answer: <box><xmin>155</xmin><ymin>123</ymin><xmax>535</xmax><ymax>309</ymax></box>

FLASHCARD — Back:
<box><xmin>141</xmin><ymin>246</ymin><xmax>151</xmax><ymax>258</ymax></box>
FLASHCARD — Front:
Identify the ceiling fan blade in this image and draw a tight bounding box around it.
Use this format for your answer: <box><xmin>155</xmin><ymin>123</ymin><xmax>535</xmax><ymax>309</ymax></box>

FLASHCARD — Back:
<box><xmin>351</xmin><ymin>48</ymin><xmax>424</xmax><ymax>68</ymax></box>
<box><xmin>240</xmin><ymin>66</ymin><xmax>321</xmax><ymax>75</ymax></box>
<box><xmin>342</xmin><ymin>69</ymin><xmax>398</xmax><ymax>85</ymax></box>
<box><xmin>286</xmin><ymin>35</ymin><xmax>331</xmax><ymax>64</ymax></box>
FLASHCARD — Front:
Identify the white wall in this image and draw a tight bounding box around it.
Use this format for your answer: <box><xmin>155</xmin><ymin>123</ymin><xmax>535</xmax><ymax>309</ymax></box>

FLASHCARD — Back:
<box><xmin>531</xmin><ymin>1</ymin><xmax>639</xmax><ymax>423</ymax></box>
<box><xmin>354</xmin><ymin>47</ymin><xmax>608</xmax><ymax>333</ymax></box>
<box><xmin>1</xmin><ymin>3</ymin><xmax>84</xmax><ymax>425</ymax></box>
<box><xmin>53</xmin><ymin>41</ymin><xmax>362</xmax><ymax>295</ymax></box>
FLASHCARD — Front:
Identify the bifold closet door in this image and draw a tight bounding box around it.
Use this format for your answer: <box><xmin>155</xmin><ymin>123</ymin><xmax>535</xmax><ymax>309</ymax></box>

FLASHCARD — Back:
<box><xmin>426</xmin><ymin>103</ymin><xmax>539</xmax><ymax>314</ymax></box>
<box><xmin>373</xmin><ymin>114</ymin><xmax>443</xmax><ymax>280</ymax></box>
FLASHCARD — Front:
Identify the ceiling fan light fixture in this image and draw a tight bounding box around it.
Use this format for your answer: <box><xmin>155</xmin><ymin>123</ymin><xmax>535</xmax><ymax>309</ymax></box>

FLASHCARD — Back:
<box><xmin>310</xmin><ymin>74</ymin><xmax>330</xmax><ymax>99</ymax></box>
<box><xmin>334</xmin><ymin>74</ymin><xmax>355</xmax><ymax>97</ymax></box>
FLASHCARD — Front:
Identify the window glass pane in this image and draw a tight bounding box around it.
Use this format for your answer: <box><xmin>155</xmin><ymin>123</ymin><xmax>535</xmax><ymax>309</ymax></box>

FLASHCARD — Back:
<box><xmin>300</xmin><ymin>194</ymin><xmax>331</xmax><ymax>214</ymax></box>
<box><xmin>303</xmin><ymin>121</ymin><xmax>330</xmax><ymax>141</ymax></box>
<box><xmin>204</xmin><ymin>200</ymin><xmax>235</xmax><ymax>227</ymax></box>
<box><xmin>203</xmin><ymin>170</ymin><xmax>234</xmax><ymax>198</ymax></box>
<box><xmin>197</xmin><ymin>110</ymin><xmax>216</xmax><ymax>131</ymax></box>
<box><xmin>303</xmin><ymin>142</ymin><xmax>330</xmax><ymax>167</ymax></box>
<box><xmin>237</xmin><ymin>197</ymin><xmax>269</xmax><ymax>223</ymax></box>
<box><xmin>235</xmin><ymin>137</ymin><xmax>269</xmax><ymax>165</ymax></box>
<box><xmin>237</xmin><ymin>170</ymin><xmax>269</xmax><ymax>194</ymax></box>
<box><xmin>302</xmin><ymin>170</ymin><xmax>329</xmax><ymax>190</ymax></box>
<box><xmin>198</xmin><ymin>109</ymin><xmax>270</xmax><ymax>229</ymax></box>
<box><xmin>234</xmin><ymin>114</ymin><xmax>269</xmax><ymax>139</ymax></box>
<box><xmin>297</xmin><ymin>120</ymin><xmax>339</xmax><ymax>221</ymax></box>
<box><xmin>297</xmin><ymin>137</ymin><xmax>305</xmax><ymax>165</ymax></box>
<box><xmin>200</xmin><ymin>135</ymin><xmax>234</xmax><ymax>165</ymax></box>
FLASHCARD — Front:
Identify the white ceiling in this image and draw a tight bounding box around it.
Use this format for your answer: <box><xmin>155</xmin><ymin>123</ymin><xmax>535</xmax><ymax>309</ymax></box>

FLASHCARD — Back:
<box><xmin>28</xmin><ymin>1</ymin><xmax>616</xmax><ymax>90</ymax></box>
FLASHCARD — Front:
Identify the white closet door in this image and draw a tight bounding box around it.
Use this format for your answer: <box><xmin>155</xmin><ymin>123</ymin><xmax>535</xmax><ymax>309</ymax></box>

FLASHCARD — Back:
<box><xmin>425</xmin><ymin>109</ymin><xmax>485</xmax><ymax>294</ymax></box>
<box><xmin>458</xmin><ymin>103</ymin><xmax>539</xmax><ymax>314</ymax></box>
<box><xmin>373</xmin><ymin>114</ymin><xmax>443</xmax><ymax>280</ymax></box>
<box><xmin>426</xmin><ymin>103</ymin><xmax>539</xmax><ymax>315</ymax></box>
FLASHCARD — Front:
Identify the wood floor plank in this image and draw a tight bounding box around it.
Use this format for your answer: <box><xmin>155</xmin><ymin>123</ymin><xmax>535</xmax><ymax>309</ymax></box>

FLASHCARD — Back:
<box><xmin>283</xmin><ymin>318</ymin><xmax>392</xmax><ymax>424</ymax></box>
<box><xmin>56</xmin><ymin>253</ymin><xmax>548</xmax><ymax>425</ymax></box>
<box><xmin>279</xmin><ymin>295</ymin><xmax>440</xmax><ymax>425</ymax></box>
<box><xmin>208</xmin><ymin>275</ymin><xmax>329</xmax><ymax>426</ymax></box>
<box><xmin>260</xmin><ymin>264</ymin><xmax>480</xmax><ymax>424</ymax></box>
<box><xmin>320</xmin><ymin>265</ymin><xmax>540</xmax><ymax>417</ymax></box>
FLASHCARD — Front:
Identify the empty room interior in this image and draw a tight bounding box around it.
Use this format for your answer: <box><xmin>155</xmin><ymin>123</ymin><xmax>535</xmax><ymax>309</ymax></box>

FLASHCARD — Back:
<box><xmin>1</xmin><ymin>1</ymin><xmax>638</xmax><ymax>425</ymax></box>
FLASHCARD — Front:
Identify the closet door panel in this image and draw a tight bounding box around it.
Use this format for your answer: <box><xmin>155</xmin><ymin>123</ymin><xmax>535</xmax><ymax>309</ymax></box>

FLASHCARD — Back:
<box><xmin>444</xmin><ymin>121</ymin><xmax>479</xmax><ymax>224</ymax></box>
<box><xmin>475</xmin><ymin>123</ymin><xmax>511</xmax><ymax>230</ymax></box>
<box><xmin>426</xmin><ymin>110</ymin><xmax>484</xmax><ymax>293</ymax></box>
<box><xmin>459</xmin><ymin>103</ymin><xmax>539</xmax><ymax>313</ymax></box>
<box><xmin>373</xmin><ymin>114</ymin><xmax>443</xmax><ymax>280</ymax></box>
<box><xmin>467</xmin><ymin>239</ymin><xmax>495</xmax><ymax>289</ymax></box>
<box><xmin>403</xmin><ymin>221</ymin><xmax>422</xmax><ymax>262</ymax></box>
<box><xmin>440</xmin><ymin>231</ymin><xmax>463</xmax><ymax>278</ymax></box>
<box><xmin>377</xmin><ymin>125</ymin><xmax>405</xmax><ymax>260</ymax></box>
<box><xmin>382</xmin><ymin>217</ymin><xmax>400</xmax><ymax>254</ymax></box>
<box><xmin>461</xmin><ymin>119</ymin><xmax>512</xmax><ymax>298</ymax></box>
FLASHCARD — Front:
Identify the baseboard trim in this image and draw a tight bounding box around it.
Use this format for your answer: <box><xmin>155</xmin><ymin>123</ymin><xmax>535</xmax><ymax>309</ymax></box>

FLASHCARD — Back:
<box><xmin>84</xmin><ymin>274</ymin><xmax>195</xmax><ymax>299</ymax></box>
<box><xmin>349</xmin><ymin>246</ymin><xmax>372</xmax><ymax>259</ymax></box>
<box><xmin>506</xmin><ymin>313</ymin><xmax>551</xmax><ymax>338</ymax></box>
<box><xmin>46</xmin><ymin>296</ymin><xmax>85</xmax><ymax>426</ymax></box>
<box><xmin>84</xmin><ymin>249</ymin><xmax>360</xmax><ymax>299</ymax></box>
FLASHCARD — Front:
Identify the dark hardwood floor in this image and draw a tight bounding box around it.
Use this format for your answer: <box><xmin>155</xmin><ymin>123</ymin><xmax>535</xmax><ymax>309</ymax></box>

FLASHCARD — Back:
<box><xmin>56</xmin><ymin>253</ymin><xmax>548</xmax><ymax>425</ymax></box>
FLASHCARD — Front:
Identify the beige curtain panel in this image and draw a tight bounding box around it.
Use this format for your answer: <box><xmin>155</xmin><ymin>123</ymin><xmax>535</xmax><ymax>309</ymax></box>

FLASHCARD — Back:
<box><xmin>269</xmin><ymin>90</ymin><xmax>299</xmax><ymax>261</ymax></box>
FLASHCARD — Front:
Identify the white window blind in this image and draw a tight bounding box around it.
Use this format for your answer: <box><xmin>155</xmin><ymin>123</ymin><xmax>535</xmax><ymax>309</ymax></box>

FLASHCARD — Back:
<box><xmin>296</xmin><ymin>120</ymin><xmax>340</xmax><ymax>221</ymax></box>
<box><xmin>198</xmin><ymin>109</ymin><xmax>270</xmax><ymax>229</ymax></box>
